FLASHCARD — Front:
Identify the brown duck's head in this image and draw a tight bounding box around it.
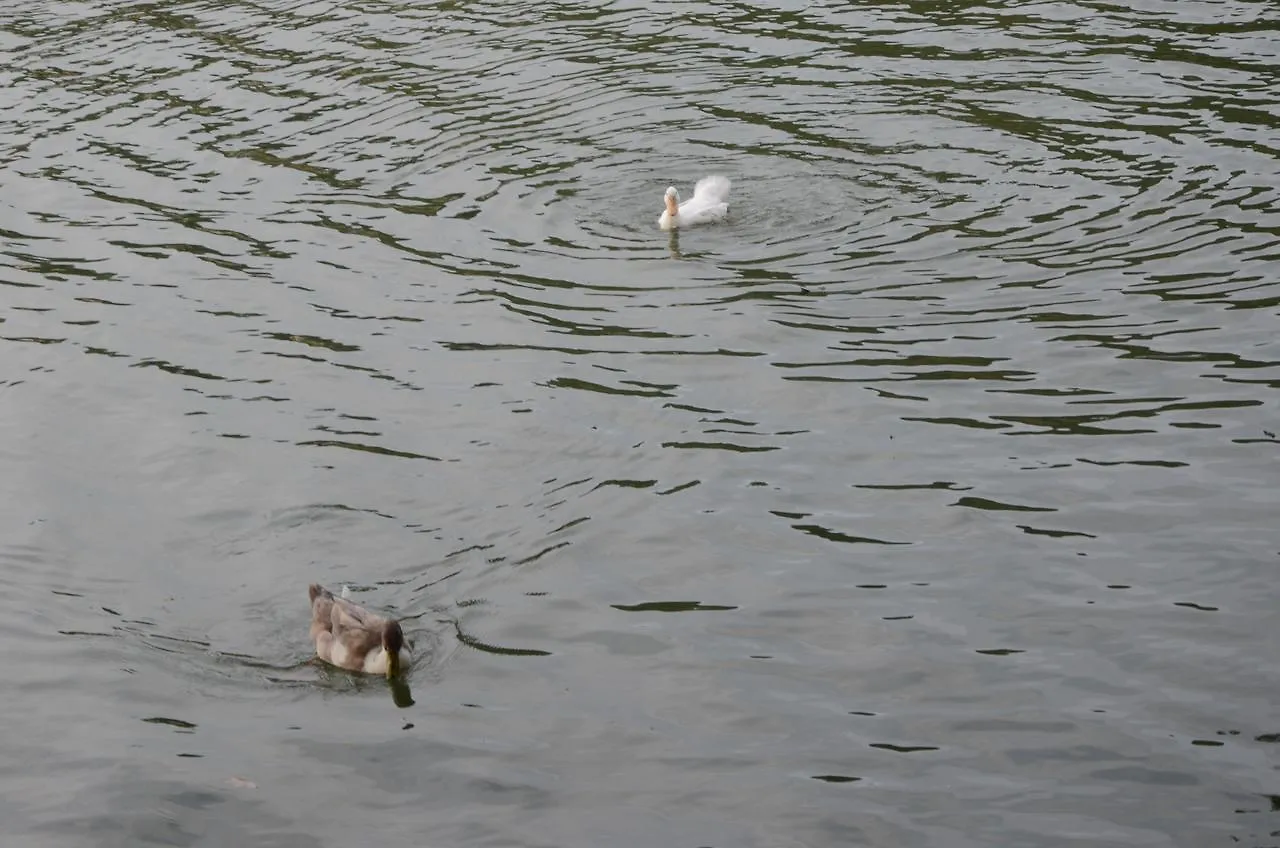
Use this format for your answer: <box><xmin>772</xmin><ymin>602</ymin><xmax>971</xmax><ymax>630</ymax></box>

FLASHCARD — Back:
<box><xmin>382</xmin><ymin>620</ymin><xmax>406</xmax><ymax>678</ymax></box>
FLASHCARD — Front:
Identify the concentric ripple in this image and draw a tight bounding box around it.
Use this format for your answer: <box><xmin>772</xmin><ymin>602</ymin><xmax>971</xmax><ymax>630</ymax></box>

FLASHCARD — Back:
<box><xmin>2</xmin><ymin>0</ymin><xmax>1278</xmax><ymax>845</ymax></box>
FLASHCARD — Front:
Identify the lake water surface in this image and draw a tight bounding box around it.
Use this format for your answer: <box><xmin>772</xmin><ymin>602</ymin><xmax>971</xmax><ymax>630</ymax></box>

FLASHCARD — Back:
<box><xmin>2</xmin><ymin>0</ymin><xmax>1278</xmax><ymax>845</ymax></box>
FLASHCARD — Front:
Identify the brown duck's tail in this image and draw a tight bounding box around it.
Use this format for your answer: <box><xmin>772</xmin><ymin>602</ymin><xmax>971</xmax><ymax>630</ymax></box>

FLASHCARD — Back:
<box><xmin>308</xmin><ymin>584</ymin><xmax>333</xmax><ymax>603</ymax></box>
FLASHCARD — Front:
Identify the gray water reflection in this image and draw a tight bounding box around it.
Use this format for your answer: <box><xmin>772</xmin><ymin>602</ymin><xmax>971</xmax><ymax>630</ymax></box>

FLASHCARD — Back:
<box><xmin>2</xmin><ymin>0</ymin><xmax>1278</xmax><ymax>845</ymax></box>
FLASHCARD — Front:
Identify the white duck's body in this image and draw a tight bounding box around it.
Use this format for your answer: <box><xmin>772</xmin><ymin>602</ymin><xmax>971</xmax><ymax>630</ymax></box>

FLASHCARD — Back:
<box><xmin>658</xmin><ymin>175</ymin><xmax>731</xmax><ymax>230</ymax></box>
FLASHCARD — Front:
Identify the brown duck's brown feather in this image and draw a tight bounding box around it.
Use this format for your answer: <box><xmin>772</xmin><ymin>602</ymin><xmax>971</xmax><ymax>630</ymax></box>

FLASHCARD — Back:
<box><xmin>308</xmin><ymin>583</ymin><xmax>407</xmax><ymax>674</ymax></box>
<box><xmin>308</xmin><ymin>584</ymin><xmax>333</xmax><ymax>639</ymax></box>
<box><xmin>329</xmin><ymin>595</ymin><xmax>385</xmax><ymax>657</ymax></box>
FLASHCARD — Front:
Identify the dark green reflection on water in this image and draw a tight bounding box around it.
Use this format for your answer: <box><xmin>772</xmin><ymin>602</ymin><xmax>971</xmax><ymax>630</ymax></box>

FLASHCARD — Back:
<box><xmin>611</xmin><ymin>601</ymin><xmax>738</xmax><ymax>613</ymax></box>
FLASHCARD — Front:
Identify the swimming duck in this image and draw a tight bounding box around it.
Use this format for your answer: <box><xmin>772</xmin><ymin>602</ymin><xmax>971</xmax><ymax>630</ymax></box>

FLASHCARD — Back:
<box><xmin>658</xmin><ymin>175</ymin><xmax>731</xmax><ymax>230</ymax></box>
<box><xmin>309</xmin><ymin>583</ymin><xmax>410</xmax><ymax>677</ymax></box>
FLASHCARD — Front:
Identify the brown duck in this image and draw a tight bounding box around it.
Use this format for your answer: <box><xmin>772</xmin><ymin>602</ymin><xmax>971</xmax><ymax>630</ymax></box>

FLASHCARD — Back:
<box><xmin>309</xmin><ymin>584</ymin><xmax>410</xmax><ymax>677</ymax></box>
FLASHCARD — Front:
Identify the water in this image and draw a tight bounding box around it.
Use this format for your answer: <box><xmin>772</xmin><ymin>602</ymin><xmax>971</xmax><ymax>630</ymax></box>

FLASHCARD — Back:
<box><xmin>2</xmin><ymin>0</ymin><xmax>1278</xmax><ymax>845</ymax></box>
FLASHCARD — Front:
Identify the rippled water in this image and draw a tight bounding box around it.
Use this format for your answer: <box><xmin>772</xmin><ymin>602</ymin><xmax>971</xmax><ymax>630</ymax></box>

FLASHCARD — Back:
<box><xmin>3</xmin><ymin>0</ymin><xmax>1278</xmax><ymax>845</ymax></box>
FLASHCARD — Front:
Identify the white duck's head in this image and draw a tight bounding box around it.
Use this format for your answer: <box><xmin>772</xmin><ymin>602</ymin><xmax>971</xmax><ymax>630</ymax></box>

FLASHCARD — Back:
<box><xmin>664</xmin><ymin>186</ymin><xmax>679</xmax><ymax>217</ymax></box>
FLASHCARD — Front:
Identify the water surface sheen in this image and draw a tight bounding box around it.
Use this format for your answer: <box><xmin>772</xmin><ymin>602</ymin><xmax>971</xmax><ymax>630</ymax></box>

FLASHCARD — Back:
<box><xmin>2</xmin><ymin>0</ymin><xmax>1278</xmax><ymax>845</ymax></box>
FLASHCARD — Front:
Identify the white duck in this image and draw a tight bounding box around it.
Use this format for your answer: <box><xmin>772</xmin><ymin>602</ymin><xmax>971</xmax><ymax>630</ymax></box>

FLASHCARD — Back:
<box><xmin>658</xmin><ymin>175</ymin><xmax>731</xmax><ymax>230</ymax></box>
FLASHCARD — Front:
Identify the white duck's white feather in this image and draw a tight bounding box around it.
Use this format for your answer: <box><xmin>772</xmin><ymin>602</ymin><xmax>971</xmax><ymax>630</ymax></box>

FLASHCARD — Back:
<box><xmin>659</xmin><ymin>175</ymin><xmax>731</xmax><ymax>230</ymax></box>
